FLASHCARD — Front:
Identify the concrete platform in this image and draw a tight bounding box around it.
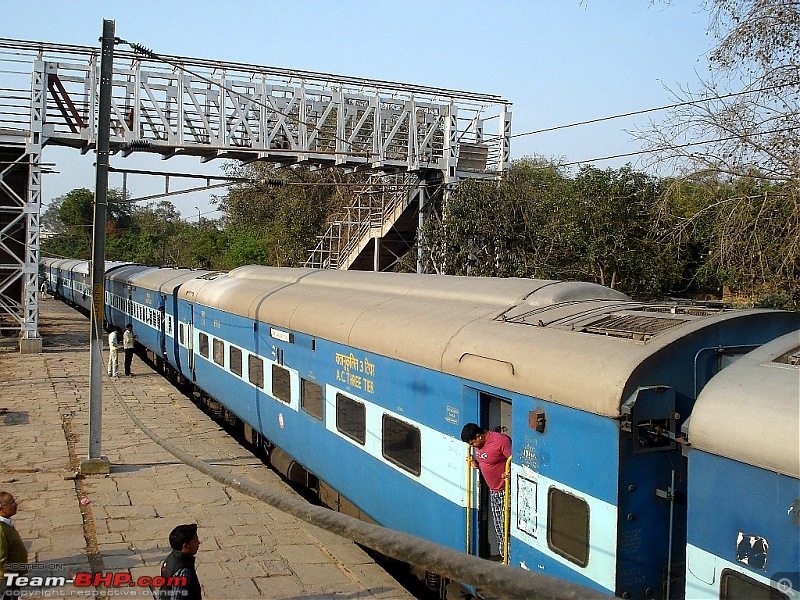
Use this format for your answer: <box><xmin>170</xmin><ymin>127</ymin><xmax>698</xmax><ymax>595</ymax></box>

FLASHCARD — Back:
<box><xmin>0</xmin><ymin>298</ymin><xmax>414</xmax><ymax>599</ymax></box>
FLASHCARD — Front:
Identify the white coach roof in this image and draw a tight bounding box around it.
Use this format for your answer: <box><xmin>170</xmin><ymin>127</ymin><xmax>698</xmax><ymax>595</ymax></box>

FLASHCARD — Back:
<box><xmin>179</xmin><ymin>267</ymin><xmax>797</xmax><ymax>418</ymax></box>
<box><xmin>688</xmin><ymin>331</ymin><xmax>800</xmax><ymax>478</ymax></box>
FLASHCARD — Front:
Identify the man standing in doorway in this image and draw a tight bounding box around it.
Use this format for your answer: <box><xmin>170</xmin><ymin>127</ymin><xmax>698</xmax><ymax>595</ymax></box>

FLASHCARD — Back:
<box><xmin>461</xmin><ymin>423</ymin><xmax>512</xmax><ymax>559</ymax></box>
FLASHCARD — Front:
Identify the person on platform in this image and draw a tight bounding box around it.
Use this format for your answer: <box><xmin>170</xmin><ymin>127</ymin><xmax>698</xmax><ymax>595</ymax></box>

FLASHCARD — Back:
<box><xmin>107</xmin><ymin>327</ymin><xmax>121</xmax><ymax>378</ymax></box>
<box><xmin>461</xmin><ymin>423</ymin><xmax>512</xmax><ymax>559</ymax></box>
<box><xmin>123</xmin><ymin>324</ymin><xmax>137</xmax><ymax>377</ymax></box>
<box><xmin>0</xmin><ymin>492</ymin><xmax>28</xmax><ymax>598</ymax></box>
<box><xmin>157</xmin><ymin>523</ymin><xmax>202</xmax><ymax>600</ymax></box>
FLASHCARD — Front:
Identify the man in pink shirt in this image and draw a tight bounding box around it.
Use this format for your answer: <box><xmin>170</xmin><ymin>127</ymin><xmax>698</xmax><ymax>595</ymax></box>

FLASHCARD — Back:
<box><xmin>461</xmin><ymin>423</ymin><xmax>512</xmax><ymax>559</ymax></box>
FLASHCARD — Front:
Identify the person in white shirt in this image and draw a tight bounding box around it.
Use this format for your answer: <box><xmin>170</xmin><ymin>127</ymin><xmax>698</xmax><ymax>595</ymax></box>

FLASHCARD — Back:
<box><xmin>107</xmin><ymin>328</ymin><xmax>121</xmax><ymax>377</ymax></box>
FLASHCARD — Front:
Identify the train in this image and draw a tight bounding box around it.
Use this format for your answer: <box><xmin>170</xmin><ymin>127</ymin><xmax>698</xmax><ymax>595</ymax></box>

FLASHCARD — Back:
<box><xmin>41</xmin><ymin>257</ymin><xmax>800</xmax><ymax>600</ymax></box>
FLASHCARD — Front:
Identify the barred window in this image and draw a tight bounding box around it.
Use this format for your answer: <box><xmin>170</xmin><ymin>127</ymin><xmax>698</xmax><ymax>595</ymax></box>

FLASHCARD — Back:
<box><xmin>720</xmin><ymin>569</ymin><xmax>788</xmax><ymax>600</ymax></box>
<box><xmin>336</xmin><ymin>393</ymin><xmax>365</xmax><ymax>445</ymax></box>
<box><xmin>229</xmin><ymin>346</ymin><xmax>242</xmax><ymax>377</ymax></box>
<box><xmin>301</xmin><ymin>379</ymin><xmax>324</xmax><ymax>420</ymax></box>
<box><xmin>272</xmin><ymin>364</ymin><xmax>291</xmax><ymax>403</ymax></box>
<box><xmin>248</xmin><ymin>355</ymin><xmax>264</xmax><ymax>389</ymax></box>
<box><xmin>213</xmin><ymin>339</ymin><xmax>224</xmax><ymax>367</ymax></box>
<box><xmin>382</xmin><ymin>415</ymin><xmax>421</xmax><ymax>476</ymax></box>
<box><xmin>198</xmin><ymin>333</ymin><xmax>209</xmax><ymax>358</ymax></box>
<box><xmin>547</xmin><ymin>488</ymin><xmax>590</xmax><ymax>567</ymax></box>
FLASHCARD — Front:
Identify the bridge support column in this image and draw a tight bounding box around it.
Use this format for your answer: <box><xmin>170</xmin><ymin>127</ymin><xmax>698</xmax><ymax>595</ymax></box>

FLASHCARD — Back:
<box><xmin>0</xmin><ymin>144</ymin><xmax>41</xmax><ymax>352</ymax></box>
<box><xmin>19</xmin><ymin>58</ymin><xmax>46</xmax><ymax>352</ymax></box>
<box><xmin>416</xmin><ymin>185</ymin><xmax>429</xmax><ymax>274</ymax></box>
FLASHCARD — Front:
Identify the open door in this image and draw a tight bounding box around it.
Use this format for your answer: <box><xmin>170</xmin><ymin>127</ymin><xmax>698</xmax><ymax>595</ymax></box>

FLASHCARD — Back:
<box><xmin>476</xmin><ymin>392</ymin><xmax>512</xmax><ymax>560</ymax></box>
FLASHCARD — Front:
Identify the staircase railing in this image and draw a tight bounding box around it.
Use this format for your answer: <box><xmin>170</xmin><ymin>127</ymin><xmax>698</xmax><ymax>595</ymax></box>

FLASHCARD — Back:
<box><xmin>305</xmin><ymin>173</ymin><xmax>420</xmax><ymax>270</ymax></box>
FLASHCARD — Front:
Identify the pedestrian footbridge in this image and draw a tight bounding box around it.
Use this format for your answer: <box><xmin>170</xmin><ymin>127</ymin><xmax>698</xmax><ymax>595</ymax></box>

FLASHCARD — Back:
<box><xmin>0</xmin><ymin>36</ymin><xmax>510</xmax><ymax>345</ymax></box>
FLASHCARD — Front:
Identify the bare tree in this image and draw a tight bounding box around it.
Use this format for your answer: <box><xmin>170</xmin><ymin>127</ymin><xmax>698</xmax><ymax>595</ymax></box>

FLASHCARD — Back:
<box><xmin>639</xmin><ymin>0</ymin><xmax>800</xmax><ymax>307</ymax></box>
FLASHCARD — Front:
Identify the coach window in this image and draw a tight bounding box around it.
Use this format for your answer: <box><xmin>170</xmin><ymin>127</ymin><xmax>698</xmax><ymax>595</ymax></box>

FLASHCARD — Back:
<box><xmin>547</xmin><ymin>488</ymin><xmax>590</xmax><ymax>568</ymax></box>
<box><xmin>248</xmin><ymin>355</ymin><xmax>264</xmax><ymax>389</ymax></box>
<box><xmin>229</xmin><ymin>346</ymin><xmax>242</xmax><ymax>377</ymax></box>
<box><xmin>272</xmin><ymin>364</ymin><xmax>291</xmax><ymax>403</ymax></box>
<box><xmin>198</xmin><ymin>333</ymin><xmax>210</xmax><ymax>358</ymax></box>
<box><xmin>336</xmin><ymin>393</ymin><xmax>365</xmax><ymax>445</ymax></box>
<box><xmin>213</xmin><ymin>339</ymin><xmax>224</xmax><ymax>367</ymax></box>
<box><xmin>720</xmin><ymin>569</ymin><xmax>787</xmax><ymax>600</ymax></box>
<box><xmin>301</xmin><ymin>379</ymin><xmax>323</xmax><ymax>420</ymax></box>
<box><xmin>179</xmin><ymin>323</ymin><xmax>185</xmax><ymax>346</ymax></box>
<box><xmin>382</xmin><ymin>415</ymin><xmax>421</xmax><ymax>476</ymax></box>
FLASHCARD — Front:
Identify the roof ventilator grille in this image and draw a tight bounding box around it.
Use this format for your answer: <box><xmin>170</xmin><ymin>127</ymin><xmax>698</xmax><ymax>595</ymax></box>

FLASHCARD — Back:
<box><xmin>583</xmin><ymin>314</ymin><xmax>687</xmax><ymax>341</ymax></box>
<box><xmin>197</xmin><ymin>272</ymin><xmax>224</xmax><ymax>280</ymax></box>
<box><xmin>630</xmin><ymin>304</ymin><xmax>725</xmax><ymax>317</ymax></box>
<box><xmin>774</xmin><ymin>346</ymin><xmax>800</xmax><ymax>366</ymax></box>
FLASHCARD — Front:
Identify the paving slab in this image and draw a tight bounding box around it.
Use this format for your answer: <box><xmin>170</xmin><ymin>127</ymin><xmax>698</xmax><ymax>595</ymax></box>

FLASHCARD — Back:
<box><xmin>1</xmin><ymin>299</ymin><xmax>414</xmax><ymax>599</ymax></box>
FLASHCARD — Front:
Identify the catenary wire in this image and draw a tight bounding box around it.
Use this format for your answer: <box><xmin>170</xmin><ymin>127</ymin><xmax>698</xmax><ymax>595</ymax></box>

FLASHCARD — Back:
<box><xmin>511</xmin><ymin>81</ymin><xmax>799</xmax><ymax>139</ymax></box>
<box><xmin>552</xmin><ymin>125</ymin><xmax>798</xmax><ymax>169</ymax></box>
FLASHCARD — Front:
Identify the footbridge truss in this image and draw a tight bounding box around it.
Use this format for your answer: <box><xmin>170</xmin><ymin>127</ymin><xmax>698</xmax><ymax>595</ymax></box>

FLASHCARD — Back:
<box><xmin>0</xmin><ymin>37</ymin><xmax>511</xmax><ymax>346</ymax></box>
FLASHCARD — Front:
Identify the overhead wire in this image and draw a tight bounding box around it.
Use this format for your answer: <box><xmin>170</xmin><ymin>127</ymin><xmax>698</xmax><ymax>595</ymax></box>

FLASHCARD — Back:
<box><xmin>510</xmin><ymin>81</ymin><xmax>799</xmax><ymax>139</ymax></box>
<box><xmin>552</xmin><ymin>125</ymin><xmax>799</xmax><ymax>169</ymax></box>
<box><xmin>110</xmin><ymin>38</ymin><xmax>800</xmax><ymax>181</ymax></box>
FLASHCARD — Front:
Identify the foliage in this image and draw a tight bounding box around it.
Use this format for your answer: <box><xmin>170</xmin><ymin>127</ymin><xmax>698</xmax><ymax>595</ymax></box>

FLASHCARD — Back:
<box><xmin>41</xmin><ymin>151</ymin><xmax>796</xmax><ymax>308</ymax></box>
<box><xmin>216</xmin><ymin>162</ymin><xmax>363</xmax><ymax>268</ymax></box>
<box><xmin>637</xmin><ymin>0</ymin><xmax>800</xmax><ymax>308</ymax></box>
<box><xmin>41</xmin><ymin>188</ymin><xmax>131</xmax><ymax>259</ymax></box>
<box><xmin>418</xmin><ymin>159</ymin><xmax>683</xmax><ymax>300</ymax></box>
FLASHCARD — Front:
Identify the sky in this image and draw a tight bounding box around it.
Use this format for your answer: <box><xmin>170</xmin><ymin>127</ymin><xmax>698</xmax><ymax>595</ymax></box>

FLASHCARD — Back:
<box><xmin>3</xmin><ymin>1</ymin><xmax>716</xmax><ymax>221</ymax></box>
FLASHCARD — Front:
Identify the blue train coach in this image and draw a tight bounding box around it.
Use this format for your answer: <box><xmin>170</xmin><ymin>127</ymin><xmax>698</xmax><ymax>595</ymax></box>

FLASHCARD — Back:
<box><xmin>172</xmin><ymin>266</ymin><xmax>799</xmax><ymax>599</ymax></box>
<box><xmin>105</xmin><ymin>265</ymin><xmax>212</xmax><ymax>372</ymax></box>
<box><xmin>685</xmin><ymin>331</ymin><xmax>800</xmax><ymax>600</ymax></box>
<box><xmin>42</xmin><ymin>259</ymin><xmax>800</xmax><ymax>599</ymax></box>
<box><xmin>41</xmin><ymin>258</ymin><xmax>130</xmax><ymax>314</ymax></box>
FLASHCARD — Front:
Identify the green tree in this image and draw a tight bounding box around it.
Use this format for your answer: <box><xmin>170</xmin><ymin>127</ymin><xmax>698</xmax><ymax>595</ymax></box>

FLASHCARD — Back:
<box><xmin>569</xmin><ymin>166</ymin><xmax>681</xmax><ymax>297</ymax></box>
<box><xmin>418</xmin><ymin>160</ymin><xmax>681</xmax><ymax>299</ymax></box>
<box><xmin>418</xmin><ymin>158</ymin><xmax>574</xmax><ymax>277</ymax></box>
<box><xmin>219</xmin><ymin>229</ymin><xmax>269</xmax><ymax>269</ymax></box>
<box><xmin>215</xmin><ymin>163</ymin><xmax>357</xmax><ymax>268</ymax></box>
<box><xmin>41</xmin><ymin>188</ymin><xmax>132</xmax><ymax>259</ymax></box>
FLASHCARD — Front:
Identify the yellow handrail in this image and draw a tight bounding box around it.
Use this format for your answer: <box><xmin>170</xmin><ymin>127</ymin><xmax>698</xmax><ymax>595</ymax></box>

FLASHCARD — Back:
<box><xmin>503</xmin><ymin>455</ymin><xmax>512</xmax><ymax>564</ymax></box>
<box><xmin>466</xmin><ymin>447</ymin><xmax>473</xmax><ymax>554</ymax></box>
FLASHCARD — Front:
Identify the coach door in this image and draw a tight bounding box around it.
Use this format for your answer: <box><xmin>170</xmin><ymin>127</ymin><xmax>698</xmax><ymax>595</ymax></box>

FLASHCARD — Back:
<box><xmin>476</xmin><ymin>392</ymin><xmax>512</xmax><ymax>560</ymax></box>
<box><xmin>158</xmin><ymin>294</ymin><xmax>167</xmax><ymax>357</ymax></box>
<box><xmin>187</xmin><ymin>305</ymin><xmax>195</xmax><ymax>376</ymax></box>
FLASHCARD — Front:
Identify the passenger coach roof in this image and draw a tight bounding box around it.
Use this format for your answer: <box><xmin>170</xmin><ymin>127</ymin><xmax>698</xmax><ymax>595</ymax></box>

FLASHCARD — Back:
<box><xmin>179</xmin><ymin>267</ymin><xmax>796</xmax><ymax>417</ymax></box>
<box><xmin>688</xmin><ymin>331</ymin><xmax>800</xmax><ymax>478</ymax></box>
<box><xmin>125</xmin><ymin>267</ymin><xmax>212</xmax><ymax>293</ymax></box>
